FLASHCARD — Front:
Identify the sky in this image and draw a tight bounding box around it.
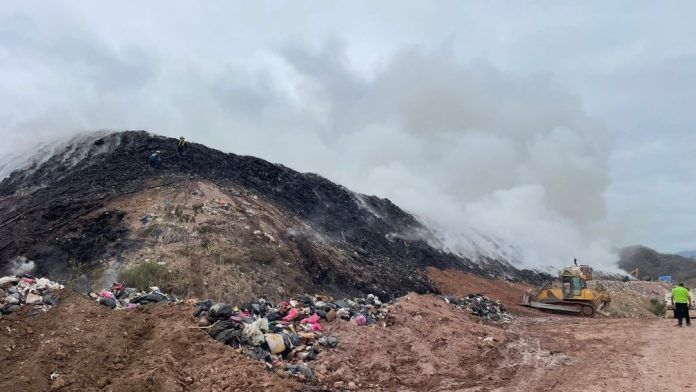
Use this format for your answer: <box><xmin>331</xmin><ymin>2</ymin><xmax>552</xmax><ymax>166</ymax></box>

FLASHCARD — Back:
<box><xmin>1</xmin><ymin>1</ymin><xmax>695</xmax><ymax>269</ymax></box>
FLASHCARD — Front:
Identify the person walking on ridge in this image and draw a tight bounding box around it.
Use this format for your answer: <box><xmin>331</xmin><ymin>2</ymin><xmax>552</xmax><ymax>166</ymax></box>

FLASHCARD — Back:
<box><xmin>177</xmin><ymin>136</ymin><xmax>187</xmax><ymax>157</ymax></box>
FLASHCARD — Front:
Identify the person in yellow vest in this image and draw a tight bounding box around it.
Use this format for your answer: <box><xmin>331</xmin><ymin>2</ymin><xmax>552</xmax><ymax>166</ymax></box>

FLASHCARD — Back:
<box><xmin>672</xmin><ymin>283</ymin><xmax>691</xmax><ymax>327</ymax></box>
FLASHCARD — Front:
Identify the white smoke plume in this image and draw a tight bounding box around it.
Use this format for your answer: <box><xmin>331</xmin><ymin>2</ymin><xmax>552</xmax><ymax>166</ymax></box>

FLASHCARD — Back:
<box><xmin>271</xmin><ymin>44</ymin><xmax>616</xmax><ymax>270</ymax></box>
<box><xmin>0</xmin><ymin>31</ymin><xmax>618</xmax><ymax>270</ymax></box>
<box><xmin>8</xmin><ymin>256</ymin><xmax>36</xmax><ymax>275</ymax></box>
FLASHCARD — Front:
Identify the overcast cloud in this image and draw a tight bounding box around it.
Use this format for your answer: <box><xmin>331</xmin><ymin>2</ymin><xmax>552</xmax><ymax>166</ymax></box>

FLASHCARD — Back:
<box><xmin>1</xmin><ymin>1</ymin><xmax>694</xmax><ymax>269</ymax></box>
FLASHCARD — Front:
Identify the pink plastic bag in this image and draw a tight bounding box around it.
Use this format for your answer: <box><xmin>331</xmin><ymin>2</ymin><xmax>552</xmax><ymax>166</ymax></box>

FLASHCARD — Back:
<box><xmin>300</xmin><ymin>313</ymin><xmax>320</xmax><ymax>324</ymax></box>
<box><xmin>310</xmin><ymin>322</ymin><xmax>323</xmax><ymax>332</ymax></box>
<box><xmin>100</xmin><ymin>290</ymin><xmax>114</xmax><ymax>299</ymax></box>
<box><xmin>282</xmin><ymin>308</ymin><xmax>299</xmax><ymax>322</ymax></box>
<box><xmin>355</xmin><ymin>315</ymin><xmax>367</xmax><ymax>326</ymax></box>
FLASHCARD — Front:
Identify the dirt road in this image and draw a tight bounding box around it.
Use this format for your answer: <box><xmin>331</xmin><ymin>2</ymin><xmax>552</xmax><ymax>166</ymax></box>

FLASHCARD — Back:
<box><xmin>426</xmin><ymin>269</ymin><xmax>693</xmax><ymax>392</ymax></box>
<box><xmin>503</xmin><ymin>316</ymin><xmax>695</xmax><ymax>392</ymax></box>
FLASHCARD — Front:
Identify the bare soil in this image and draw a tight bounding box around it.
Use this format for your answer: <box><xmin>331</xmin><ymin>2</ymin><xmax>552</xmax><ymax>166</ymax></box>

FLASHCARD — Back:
<box><xmin>0</xmin><ymin>291</ymin><xmax>300</xmax><ymax>392</ymax></box>
<box><xmin>426</xmin><ymin>267</ymin><xmax>539</xmax><ymax>316</ymax></box>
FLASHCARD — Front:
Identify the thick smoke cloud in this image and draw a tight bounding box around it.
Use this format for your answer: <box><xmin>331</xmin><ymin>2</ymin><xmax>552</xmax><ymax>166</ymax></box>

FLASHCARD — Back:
<box><xmin>0</xmin><ymin>31</ymin><xmax>615</xmax><ymax>269</ymax></box>
<box><xmin>270</xmin><ymin>43</ymin><xmax>614</xmax><ymax>268</ymax></box>
<box><xmin>3</xmin><ymin>2</ymin><xmax>696</xmax><ymax>258</ymax></box>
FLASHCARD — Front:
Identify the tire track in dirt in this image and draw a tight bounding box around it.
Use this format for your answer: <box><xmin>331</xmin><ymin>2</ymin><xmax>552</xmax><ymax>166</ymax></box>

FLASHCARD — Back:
<box><xmin>494</xmin><ymin>317</ymin><xmax>696</xmax><ymax>392</ymax></box>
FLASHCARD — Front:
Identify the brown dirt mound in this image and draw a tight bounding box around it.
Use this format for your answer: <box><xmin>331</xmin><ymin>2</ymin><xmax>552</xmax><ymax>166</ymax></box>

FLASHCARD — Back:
<box><xmin>0</xmin><ymin>291</ymin><xmax>300</xmax><ymax>392</ymax></box>
<box><xmin>426</xmin><ymin>267</ymin><xmax>540</xmax><ymax>316</ymax></box>
<box><xmin>312</xmin><ymin>293</ymin><xmax>512</xmax><ymax>391</ymax></box>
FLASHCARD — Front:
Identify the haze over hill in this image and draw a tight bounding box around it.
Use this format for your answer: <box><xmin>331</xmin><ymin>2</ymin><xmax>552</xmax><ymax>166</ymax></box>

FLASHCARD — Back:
<box><xmin>618</xmin><ymin>245</ymin><xmax>696</xmax><ymax>286</ymax></box>
<box><xmin>677</xmin><ymin>250</ymin><xmax>696</xmax><ymax>260</ymax></box>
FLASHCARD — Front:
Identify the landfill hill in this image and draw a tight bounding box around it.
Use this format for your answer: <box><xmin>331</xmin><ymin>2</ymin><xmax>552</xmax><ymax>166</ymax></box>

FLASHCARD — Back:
<box><xmin>0</xmin><ymin>131</ymin><xmax>543</xmax><ymax>302</ymax></box>
<box><xmin>618</xmin><ymin>245</ymin><xmax>696</xmax><ymax>286</ymax></box>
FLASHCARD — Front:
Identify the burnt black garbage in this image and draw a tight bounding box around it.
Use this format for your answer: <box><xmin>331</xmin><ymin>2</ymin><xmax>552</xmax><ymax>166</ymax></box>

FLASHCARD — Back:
<box><xmin>443</xmin><ymin>294</ymin><xmax>513</xmax><ymax>322</ymax></box>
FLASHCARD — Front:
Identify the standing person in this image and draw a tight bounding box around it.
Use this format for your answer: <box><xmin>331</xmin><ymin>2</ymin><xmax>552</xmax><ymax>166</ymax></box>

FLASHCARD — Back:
<box><xmin>177</xmin><ymin>137</ymin><xmax>187</xmax><ymax>157</ymax></box>
<box><xmin>672</xmin><ymin>283</ymin><xmax>691</xmax><ymax>327</ymax></box>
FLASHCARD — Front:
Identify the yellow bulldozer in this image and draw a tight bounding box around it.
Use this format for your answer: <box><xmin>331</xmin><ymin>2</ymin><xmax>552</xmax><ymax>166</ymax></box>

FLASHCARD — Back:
<box><xmin>521</xmin><ymin>264</ymin><xmax>611</xmax><ymax>317</ymax></box>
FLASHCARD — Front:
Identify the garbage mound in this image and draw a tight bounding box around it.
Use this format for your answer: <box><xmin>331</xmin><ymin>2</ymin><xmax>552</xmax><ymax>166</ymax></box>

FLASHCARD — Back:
<box><xmin>443</xmin><ymin>294</ymin><xmax>513</xmax><ymax>321</ymax></box>
<box><xmin>193</xmin><ymin>293</ymin><xmax>389</xmax><ymax>381</ymax></box>
<box><xmin>1</xmin><ymin>130</ymin><xmax>542</xmax><ymax>305</ymax></box>
<box><xmin>589</xmin><ymin>280</ymin><xmax>670</xmax><ymax>318</ymax></box>
<box><xmin>92</xmin><ymin>283</ymin><xmax>178</xmax><ymax>309</ymax></box>
<box><xmin>0</xmin><ymin>275</ymin><xmax>63</xmax><ymax>315</ymax></box>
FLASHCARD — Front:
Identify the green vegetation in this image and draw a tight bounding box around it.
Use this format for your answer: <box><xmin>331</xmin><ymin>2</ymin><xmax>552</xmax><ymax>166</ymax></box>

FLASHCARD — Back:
<box><xmin>198</xmin><ymin>223</ymin><xmax>224</xmax><ymax>235</ymax></box>
<box><xmin>649</xmin><ymin>297</ymin><xmax>666</xmax><ymax>317</ymax></box>
<box><xmin>120</xmin><ymin>261</ymin><xmax>168</xmax><ymax>290</ymax></box>
<box><xmin>140</xmin><ymin>223</ymin><xmax>188</xmax><ymax>244</ymax></box>
<box><xmin>68</xmin><ymin>258</ymin><xmax>89</xmax><ymax>277</ymax></box>
<box><xmin>246</xmin><ymin>247</ymin><xmax>277</xmax><ymax>265</ymax></box>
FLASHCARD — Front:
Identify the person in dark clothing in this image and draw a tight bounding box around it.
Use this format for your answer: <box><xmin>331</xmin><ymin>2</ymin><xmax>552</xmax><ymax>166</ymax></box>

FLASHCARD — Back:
<box><xmin>148</xmin><ymin>151</ymin><xmax>162</xmax><ymax>168</ymax></box>
<box><xmin>177</xmin><ymin>137</ymin><xmax>187</xmax><ymax>157</ymax></box>
<box><xmin>672</xmin><ymin>283</ymin><xmax>692</xmax><ymax>327</ymax></box>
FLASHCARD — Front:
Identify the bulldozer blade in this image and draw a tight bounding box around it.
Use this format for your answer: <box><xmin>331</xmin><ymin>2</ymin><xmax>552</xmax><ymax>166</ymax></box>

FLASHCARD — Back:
<box><xmin>523</xmin><ymin>301</ymin><xmax>582</xmax><ymax>313</ymax></box>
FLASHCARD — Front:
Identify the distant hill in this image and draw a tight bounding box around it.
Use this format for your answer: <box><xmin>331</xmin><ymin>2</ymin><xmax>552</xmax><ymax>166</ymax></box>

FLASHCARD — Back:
<box><xmin>619</xmin><ymin>245</ymin><xmax>696</xmax><ymax>286</ymax></box>
<box><xmin>677</xmin><ymin>250</ymin><xmax>696</xmax><ymax>260</ymax></box>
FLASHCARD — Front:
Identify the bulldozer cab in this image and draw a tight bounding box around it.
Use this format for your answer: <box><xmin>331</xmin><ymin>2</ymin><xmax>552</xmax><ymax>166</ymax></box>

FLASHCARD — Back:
<box><xmin>562</xmin><ymin>275</ymin><xmax>587</xmax><ymax>299</ymax></box>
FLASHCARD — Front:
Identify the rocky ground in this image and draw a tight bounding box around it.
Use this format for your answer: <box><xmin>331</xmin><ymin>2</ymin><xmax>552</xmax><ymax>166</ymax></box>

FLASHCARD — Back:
<box><xmin>589</xmin><ymin>280</ymin><xmax>671</xmax><ymax>318</ymax></box>
<box><xmin>0</xmin><ymin>269</ymin><xmax>686</xmax><ymax>392</ymax></box>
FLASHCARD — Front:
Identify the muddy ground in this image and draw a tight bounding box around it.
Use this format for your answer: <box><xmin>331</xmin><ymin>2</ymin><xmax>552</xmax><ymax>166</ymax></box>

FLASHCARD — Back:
<box><xmin>0</xmin><ymin>270</ymin><xmax>687</xmax><ymax>392</ymax></box>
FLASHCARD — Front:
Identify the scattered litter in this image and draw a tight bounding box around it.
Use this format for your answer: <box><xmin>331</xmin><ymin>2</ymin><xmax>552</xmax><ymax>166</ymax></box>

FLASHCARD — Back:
<box><xmin>50</xmin><ymin>371</ymin><xmax>59</xmax><ymax>380</ymax></box>
<box><xmin>193</xmin><ymin>293</ymin><xmax>389</xmax><ymax>381</ymax></box>
<box><xmin>589</xmin><ymin>280</ymin><xmax>672</xmax><ymax>318</ymax></box>
<box><xmin>443</xmin><ymin>294</ymin><xmax>513</xmax><ymax>322</ymax></box>
<box><xmin>93</xmin><ymin>283</ymin><xmax>178</xmax><ymax>309</ymax></box>
<box><xmin>140</xmin><ymin>214</ymin><xmax>153</xmax><ymax>225</ymax></box>
<box><xmin>355</xmin><ymin>314</ymin><xmax>367</xmax><ymax>326</ymax></box>
<box><xmin>0</xmin><ymin>275</ymin><xmax>64</xmax><ymax>315</ymax></box>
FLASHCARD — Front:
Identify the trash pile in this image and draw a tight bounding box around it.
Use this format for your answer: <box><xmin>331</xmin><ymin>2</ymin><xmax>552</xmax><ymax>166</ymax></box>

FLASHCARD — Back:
<box><xmin>92</xmin><ymin>283</ymin><xmax>178</xmax><ymax>309</ymax></box>
<box><xmin>589</xmin><ymin>280</ymin><xmax>671</xmax><ymax>318</ymax></box>
<box><xmin>443</xmin><ymin>294</ymin><xmax>513</xmax><ymax>322</ymax></box>
<box><xmin>0</xmin><ymin>275</ymin><xmax>64</xmax><ymax>315</ymax></box>
<box><xmin>193</xmin><ymin>293</ymin><xmax>389</xmax><ymax>381</ymax></box>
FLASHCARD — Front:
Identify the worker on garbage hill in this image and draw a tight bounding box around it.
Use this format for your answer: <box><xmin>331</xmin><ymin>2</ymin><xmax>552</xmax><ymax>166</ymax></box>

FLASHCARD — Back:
<box><xmin>672</xmin><ymin>282</ymin><xmax>691</xmax><ymax>327</ymax></box>
<box><xmin>148</xmin><ymin>150</ymin><xmax>162</xmax><ymax>169</ymax></box>
<box><xmin>177</xmin><ymin>136</ymin><xmax>187</xmax><ymax>157</ymax></box>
